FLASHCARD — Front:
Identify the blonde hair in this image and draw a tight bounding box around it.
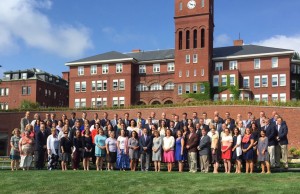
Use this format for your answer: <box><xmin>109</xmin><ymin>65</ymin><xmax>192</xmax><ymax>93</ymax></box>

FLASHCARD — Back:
<box><xmin>12</xmin><ymin>128</ymin><xmax>20</xmax><ymax>135</ymax></box>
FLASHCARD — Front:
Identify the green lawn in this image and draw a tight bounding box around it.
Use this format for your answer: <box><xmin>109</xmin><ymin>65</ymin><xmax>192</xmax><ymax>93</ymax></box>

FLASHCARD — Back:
<box><xmin>1</xmin><ymin>171</ymin><xmax>300</xmax><ymax>194</ymax></box>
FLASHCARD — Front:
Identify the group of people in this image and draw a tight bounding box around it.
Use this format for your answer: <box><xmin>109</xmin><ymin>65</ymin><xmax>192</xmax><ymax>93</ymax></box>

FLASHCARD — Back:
<box><xmin>10</xmin><ymin>110</ymin><xmax>288</xmax><ymax>174</ymax></box>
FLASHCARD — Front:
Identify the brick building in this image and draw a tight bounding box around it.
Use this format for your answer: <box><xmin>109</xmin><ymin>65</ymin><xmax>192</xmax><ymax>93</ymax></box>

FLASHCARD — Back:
<box><xmin>0</xmin><ymin>68</ymin><xmax>69</xmax><ymax>109</ymax></box>
<box><xmin>66</xmin><ymin>0</ymin><xmax>298</xmax><ymax>108</ymax></box>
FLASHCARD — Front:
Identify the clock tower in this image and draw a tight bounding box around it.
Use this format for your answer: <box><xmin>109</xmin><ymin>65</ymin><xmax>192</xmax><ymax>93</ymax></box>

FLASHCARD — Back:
<box><xmin>174</xmin><ymin>0</ymin><xmax>214</xmax><ymax>100</ymax></box>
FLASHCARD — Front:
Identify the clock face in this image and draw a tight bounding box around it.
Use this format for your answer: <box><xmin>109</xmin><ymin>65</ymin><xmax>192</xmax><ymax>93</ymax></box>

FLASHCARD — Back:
<box><xmin>187</xmin><ymin>0</ymin><xmax>196</xmax><ymax>9</ymax></box>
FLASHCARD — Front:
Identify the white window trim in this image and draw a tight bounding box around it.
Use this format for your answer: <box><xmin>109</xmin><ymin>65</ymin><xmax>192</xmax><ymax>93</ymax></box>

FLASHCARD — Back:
<box><xmin>229</xmin><ymin>61</ymin><xmax>238</xmax><ymax>70</ymax></box>
<box><xmin>193</xmin><ymin>54</ymin><xmax>198</xmax><ymax>63</ymax></box>
<box><xmin>102</xmin><ymin>64</ymin><xmax>109</xmax><ymax>74</ymax></box>
<box><xmin>243</xmin><ymin>76</ymin><xmax>250</xmax><ymax>88</ymax></box>
<box><xmin>186</xmin><ymin>55</ymin><xmax>190</xmax><ymax>64</ymax></box>
<box><xmin>279</xmin><ymin>74</ymin><xmax>286</xmax><ymax>86</ymax></box>
<box><xmin>167</xmin><ymin>62</ymin><xmax>175</xmax><ymax>72</ymax></box>
<box><xmin>254</xmin><ymin>76</ymin><xmax>260</xmax><ymax>88</ymax></box>
<box><xmin>254</xmin><ymin>59</ymin><xmax>261</xmax><ymax>69</ymax></box>
<box><xmin>261</xmin><ymin>75</ymin><xmax>268</xmax><ymax>87</ymax></box>
<box><xmin>90</xmin><ymin>65</ymin><xmax>97</xmax><ymax>75</ymax></box>
<box><xmin>139</xmin><ymin>65</ymin><xmax>146</xmax><ymax>74</ymax></box>
<box><xmin>116</xmin><ymin>63</ymin><xmax>123</xmax><ymax>73</ymax></box>
<box><xmin>272</xmin><ymin>57</ymin><xmax>278</xmax><ymax>68</ymax></box>
<box><xmin>153</xmin><ymin>64</ymin><xmax>160</xmax><ymax>73</ymax></box>
<box><xmin>213</xmin><ymin>75</ymin><xmax>219</xmax><ymax>87</ymax></box>
<box><xmin>215</xmin><ymin>62</ymin><xmax>223</xmax><ymax>71</ymax></box>
<box><xmin>272</xmin><ymin>74</ymin><xmax>278</xmax><ymax>87</ymax></box>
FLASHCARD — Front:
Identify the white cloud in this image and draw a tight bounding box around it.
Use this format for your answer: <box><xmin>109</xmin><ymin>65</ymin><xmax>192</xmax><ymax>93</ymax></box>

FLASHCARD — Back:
<box><xmin>0</xmin><ymin>0</ymin><xmax>93</xmax><ymax>58</ymax></box>
<box><xmin>214</xmin><ymin>34</ymin><xmax>232</xmax><ymax>47</ymax></box>
<box><xmin>252</xmin><ymin>35</ymin><xmax>300</xmax><ymax>53</ymax></box>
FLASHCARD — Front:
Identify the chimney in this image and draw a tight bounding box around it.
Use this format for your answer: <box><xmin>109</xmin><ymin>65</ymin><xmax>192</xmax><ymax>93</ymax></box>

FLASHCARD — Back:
<box><xmin>234</xmin><ymin>39</ymin><xmax>244</xmax><ymax>46</ymax></box>
<box><xmin>62</xmin><ymin>71</ymin><xmax>69</xmax><ymax>82</ymax></box>
<box><xmin>132</xmin><ymin>49</ymin><xmax>141</xmax><ymax>53</ymax></box>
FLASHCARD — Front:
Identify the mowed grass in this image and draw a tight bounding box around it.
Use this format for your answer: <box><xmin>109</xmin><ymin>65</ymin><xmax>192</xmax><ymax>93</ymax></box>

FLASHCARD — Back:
<box><xmin>1</xmin><ymin>171</ymin><xmax>300</xmax><ymax>194</ymax></box>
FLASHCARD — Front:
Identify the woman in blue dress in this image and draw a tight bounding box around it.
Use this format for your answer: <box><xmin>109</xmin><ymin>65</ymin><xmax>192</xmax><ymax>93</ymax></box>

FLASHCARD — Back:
<box><xmin>95</xmin><ymin>128</ymin><xmax>107</xmax><ymax>171</ymax></box>
<box><xmin>175</xmin><ymin>130</ymin><xmax>186</xmax><ymax>172</ymax></box>
<box><xmin>242</xmin><ymin>128</ymin><xmax>255</xmax><ymax>173</ymax></box>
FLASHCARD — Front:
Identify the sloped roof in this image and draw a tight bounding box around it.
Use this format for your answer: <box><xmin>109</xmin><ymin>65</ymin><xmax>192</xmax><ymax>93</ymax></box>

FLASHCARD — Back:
<box><xmin>126</xmin><ymin>49</ymin><xmax>175</xmax><ymax>62</ymax></box>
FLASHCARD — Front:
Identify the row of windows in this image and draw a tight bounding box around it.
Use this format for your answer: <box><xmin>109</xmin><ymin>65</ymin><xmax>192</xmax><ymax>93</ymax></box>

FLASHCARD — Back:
<box><xmin>212</xmin><ymin>75</ymin><xmax>236</xmax><ymax>87</ymax></box>
<box><xmin>179</xmin><ymin>69</ymin><xmax>205</xmax><ymax>78</ymax></box>
<box><xmin>178</xmin><ymin>29</ymin><xmax>205</xmax><ymax>50</ymax></box>
<box><xmin>185</xmin><ymin>54</ymin><xmax>198</xmax><ymax>64</ymax></box>
<box><xmin>214</xmin><ymin>57</ymin><xmax>278</xmax><ymax>71</ymax></box>
<box><xmin>136</xmin><ymin>82</ymin><xmax>175</xmax><ymax>91</ymax></box>
<box><xmin>213</xmin><ymin>93</ymin><xmax>287</xmax><ymax>102</ymax></box>
<box><xmin>139</xmin><ymin>63</ymin><xmax>174</xmax><ymax>74</ymax></box>
<box><xmin>179</xmin><ymin>0</ymin><xmax>205</xmax><ymax>10</ymax></box>
<box><xmin>0</xmin><ymin>103</ymin><xmax>8</xmax><ymax>110</ymax></box>
<box><xmin>177</xmin><ymin>83</ymin><xmax>205</xmax><ymax>95</ymax></box>
<box><xmin>74</xmin><ymin>97</ymin><xmax>125</xmax><ymax>108</ymax></box>
<box><xmin>0</xmin><ymin>88</ymin><xmax>9</xmax><ymax>97</ymax></box>
<box><xmin>75</xmin><ymin>80</ymin><xmax>125</xmax><ymax>93</ymax></box>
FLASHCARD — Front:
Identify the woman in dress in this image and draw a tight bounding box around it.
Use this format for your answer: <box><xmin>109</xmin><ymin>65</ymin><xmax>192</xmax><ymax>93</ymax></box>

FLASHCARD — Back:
<box><xmin>19</xmin><ymin>130</ymin><xmax>34</xmax><ymax>170</ymax></box>
<box><xmin>117</xmin><ymin>129</ymin><xmax>129</xmax><ymax>171</ymax></box>
<box><xmin>82</xmin><ymin>129</ymin><xmax>93</xmax><ymax>171</ymax></box>
<box><xmin>232</xmin><ymin>128</ymin><xmax>242</xmax><ymax>173</ymax></box>
<box><xmin>105</xmin><ymin>131</ymin><xmax>118</xmax><ymax>171</ymax></box>
<box><xmin>257</xmin><ymin>130</ymin><xmax>271</xmax><ymax>174</ymax></box>
<box><xmin>242</xmin><ymin>128</ymin><xmax>255</xmax><ymax>173</ymax></box>
<box><xmin>163</xmin><ymin>129</ymin><xmax>175</xmax><ymax>172</ymax></box>
<box><xmin>158</xmin><ymin>120</ymin><xmax>168</xmax><ymax>138</ymax></box>
<box><xmin>95</xmin><ymin>128</ymin><xmax>107</xmax><ymax>171</ymax></box>
<box><xmin>152</xmin><ymin>130</ymin><xmax>162</xmax><ymax>172</ymax></box>
<box><xmin>47</xmin><ymin>128</ymin><xmax>59</xmax><ymax>170</ymax></box>
<box><xmin>251</xmin><ymin>123</ymin><xmax>259</xmax><ymax>163</ymax></box>
<box><xmin>10</xmin><ymin>128</ymin><xmax>21</xmax><ymax>171</ymax></box>
<box><xmin>72</xmin><ymin>129</ymin><xmax>83</xmax><ymax>170</ymax></box>
<box><xmin>221</xmin><ymin>128</ymin><xmax>233</xmax><ymax>173</ymax></box>
<box><xmin>175</xmin><ymin>130</ymin><xmax>185</xmax><ymax>172</ymax></box>
<box><xmin>128</xmin><ymin>131</ymin><xmax>139</xmax><ymax>171</ymax></box>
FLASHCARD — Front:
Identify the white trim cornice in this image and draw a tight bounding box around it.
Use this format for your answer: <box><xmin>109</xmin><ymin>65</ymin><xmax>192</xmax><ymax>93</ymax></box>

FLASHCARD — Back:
<box><xmin>212</xmin><ymin>51</ymin><xmax>294</xmax><ymax>61</ymax></box>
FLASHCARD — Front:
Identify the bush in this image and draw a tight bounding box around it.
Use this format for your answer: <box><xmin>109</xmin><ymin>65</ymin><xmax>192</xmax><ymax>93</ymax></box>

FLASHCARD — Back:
<box><xmin>20</xmin><ymin>100</ymin><xmax>40</xmax><ymax>110</ymax></box>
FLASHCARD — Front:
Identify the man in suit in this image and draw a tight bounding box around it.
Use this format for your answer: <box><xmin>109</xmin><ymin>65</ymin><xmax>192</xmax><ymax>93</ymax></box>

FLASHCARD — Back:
<box><xmin>20</xmin><ymin>111</ymin><xmax>30</xmax><ymax>133</ymax></box>
<box><xmin>224</xmin><ymin>112</ymin><xmax>235</xmax><ymax>125</ymax></box>
<box><xmin>202</xmin><ymin>112</ymin><xmax>212</xmax><ymax>126</ymax></box>
<box><xmin>69</xmin><ymin>120</ymin><xmax>81</xmax><ymax>143</ymax></box>
<box><xmin>199</xmin><ymin>118</ymin><xmax>210</xmax><ymax>132</ymax></box>
<box><xmin>110</xmin><ymin>114</ymin><xmax>119</xmax><ymax>128</ymax></box>
<box><xmin>100</xmin><ymin>112</ymin><xmax>109</xmax><ymax>128</ymax></box>
<box><xmin>50</xmin><ymin>113</ymin><xmax>58</xmax><ymax>126</ymax></box>
<box><xmin>89</xmin><ymin>113</ymin><xmax>98</xmax><ymax>126</ymax></box>
<box><xmin>198</xmin><ymin>129</ymin><xmax>211</xmax><ymax>173</ymax></box>
<box><xmin>139</xmin><ymin>128</ymin><xmax>152</xmax><ymax>171</ymax></box>
<box><xmin>192</xmin><ymin>112</ymin><xmax>199</xmax><ymax>126</ymax></box>
<box><xmin>44</xmin><ymin>113</ymin><xmax>50</xmax><ymax>123</ymax></box>
<box><xmin>173</xmin><ymin>115</ymin><xmax>182</xmax><ymax>131</ymax></box>
<box><xmin>212</xmin><ymin>116</ymin><xmax>223</xmax><ymax>135</ymax></box>
<box><xmin>243</xmin><ymin>112</ymin><xmax>252</xmax><ymax>128</ymax></box>
<box><xmin>181</xmin><ymin>113</ymin><xmax>188</xmax><ymax>128</ymax></box>
<box><xmin>186</xmin><ymin>126</ymin><xmax>199</xmax><ymax>173</ymax></box>
<box><xmin>225</xmin><ymin>118</ymin><xmax>235</xmax><ymax>132</ymax></box>
<box><xmin>255</xmin><ymin>111</ymin><xmax>266</xmax><ymax>130</ymax></box>
<box><xmin>79</xmin><ymin>112</ymin><xmax>87</xmax><ymax>126</ymax></box>
<box><xmin>214</xmin><ymin>111</ymin><xmax>224</xmax><ymax>124</ymax></box>
<box><xmin>263</xmin><ymin>118</ymin><xmax>277</xmax><ymax>167</ymax></box>
<box><xmin>269</xmin><ymin>111</ymin><xmax>278</xmax><ymax>124</ymax></box>
<box><xmin>68</xmin><ymin>112</ymin><xmax>77</xmax><ymax>128</ymax></box>
<box><xmin>158</xmin><ymin>112</ymin><xmax>170</xmax><ymax>128</ymax></box>
<box><xmin>275</xmin><ymin>117</ymin><xmax>289</xmax><ymax>168</ymax></box>
<box><xmin>144</xmin><ymin>117</ymin><xmax>154</xmax><ymax>135</ymax></box>
<box><xmin>34</xmin><ymin>123</ymin><xmax>48</xmax><ymax>170</ymax></box>
<box><xmin>135</xmin><ymin>112</ymin><xmax>146</xmax><ymax>128</ymax></box>
<box><xmin>169</xmin><ymin>121</ymin><xmax>177</xmax><ymax>137</ymax></box>
<box><xmin>150</xmin><ymin>111</ymin><xmax>158</xmax><ymax>125</ymax></box>
<box><xmin>123</xmin><ymin>112</ymin><xmax>130</xmax><ymax>128</ymax></box>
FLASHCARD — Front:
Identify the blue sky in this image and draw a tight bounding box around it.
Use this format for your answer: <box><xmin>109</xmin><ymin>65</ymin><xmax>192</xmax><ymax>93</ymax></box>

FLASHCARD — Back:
<box><xmin>0</xmin><ymin>0</ymin><xmax>299</xmax><ymax>77</ymax></box>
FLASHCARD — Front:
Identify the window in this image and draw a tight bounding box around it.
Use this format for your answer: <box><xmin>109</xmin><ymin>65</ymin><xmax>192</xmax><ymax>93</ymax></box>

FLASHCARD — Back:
<box><xmin>103</xmin><ymin>80</ymin><xmax>107</xmax><ymax>91</ymax></box>
<box><xmin>179</xmin><ymin>70</ymin><xmax>182</xmax><ymax>78</ymax></box>
<box><xmin>213</xmin><ymin>94</ymin><xmax>219</xmax><ymax>101</ymax></box>
<box><xmin>229</xmin><ymin>94</ymin><xmax>234</xmax><ymax>101</ymax></box>
<box><xmin>91</xmin><ymin>98</ymin><xmax>96</xmax><ymax>108</ymax></box>
<box><xmin>139</xmin><ymin>65</ymin><xmax>146</xmax><ymax>74</ymax></box>
<box><xmin>178</xmin><ymin>85</ymin><xmax>183</xmax><ymax>95</ymax></box>
<box><xmin>193</xmin><ymin>54</ymin><xmax>198</xmax><ymax>63</ymax></box>
<box><xmin>12</xmin><ymin>73</ymin><xmax>19</xmax><ymax>80</ymax></box>
<box><xmin>262</xmin><ymin>94</ymin><xmax>268</xmax><ymax>102</ymax></box>
<box><xmin>153</xmin><ymin>64</ymin><xmax>160</xmax><ymax>73</ymax></box>
<box><xmin>5</xmin><ymin>88</ymin><xmax>9</xmax><ymax>96</ymax></box>
<box><xmin>186</xmin><ymin>55</ymin><xmax>190</xmax><ymax>64</ymax></box>
<box><xmin>201</xmin><ymin>0</ymin><xmax>205</xmax><ymax>7</ymax></box>
<box><xmin>230</xmin><ymin>74</ymin><xmax>235</xmax><ymax>86</ymax></box>
<box><xmin>186</xmin><ymin>30</ymin><xmax>190</xmax><ymax>49</ymax></box>
<box><xmin>291</xmin><ymin>80</ymin><xmax>296</xmax><ymax>91</ymax></box>
<box><xmin>113</xmin><ymin>97</ymin><xmax>118</xmax><ymax>107</ymax></box>
<box><xmin>272</xmin><ymin>57</ymin><xmax>278</xmax><ymax>68</ymax></box>
<box><xmin>113</xmin><ymin>80</ymin><xmax>118</xmax><ymax>91</ymax></box>
<box><xmin>221</xmin><ymin>94</ymin><xmax>227</xmax><ymax>101</ymax></box>
<box><xmin>75</xmin><ymin>99</ymin><xmax>80</xmax><ymax>108</ymax></box>
<box><xmin>244</xmin><ymin>94</ymin><xmax>250</xmax><ymax>101</ymax></box>
<box><xmin>150</xmin><ymin>83</ymin><xmax>162</xmax><ymax>91</ymax></box>
<box><xmin>102</xmin><ymin>98</ymin><xmax>107</xmax><ymax>107</ymax></box>
<box><xmin>75</xmin><ymin>82</ymin><xmax>80</xmax><ymax>92</ymax></box>
<box><xmin>136</xmin><ymin>84</ymin><xmax>148</xmax><ymax>91</ymax></box>
<box><xmin>193</xmin><ymin>83</ymin><xmax>197</xmax><ymax>93</ymax></box>
<box><xmin>21</xmin><ymin>73</ymin><xmax>27</xmax><ymax>79</ymax></box>
<box><xmin>272</xmin><ymin>94</ymin><xmax>278</xmax><ymax>101</ymax></box>
<box><xmin>254</xmin><ymin>76</ymin><xmax>260</xmax><ymax>88</ymax></box>
<box><xmin>179</xmin><ymin>31</ymin><xmax>183</xmax><ymax>50</ymax></box>
<box><xmin>215</xmin><ymin>62</ymin><xmax>223</xmax><ymax>71</ymax></box>
<box><xmin>78</xmin><ymin>66</ymin><xmax>84</xmax><ymax>76</ymax></box>
<box><xmin>213</xmin><ymin>75</ymin><xmax>219</xmax><ymax>87</ymax></box>
<box><xmin>97</xmin><ymin>81</ymin><xmax>102</xmax><ymax>91</ymax></box>
<box><xmin>229</xmin><ymin>61</ymin><xmax>238</xmax><ymax>70</ymax></box>
<box><xmin>81</xmin><ymin>81</ymin><xmax>86</xmax><ymax>92</ymax></box>
<box><xmin>221</xmin><ymin>75</ymin><xmax>227</xmax><ymax>86</ymax></box>
<box><xmin>81</xmin><ymin>98</ymin><xmax>86</xmax><ymax>108</ymax></box>
<box><xmin>119</xmin><ymin>79</ymin><xmax>125</xmax><ymax>90</ymax></box>
<box><xmin>116</xmin><ymin>63</ymin><xmax>123</xmax><ymax>73</ymax></box>
<box><xmin>179</xmin><ymin>2</ymin><xmax>183</xmax><ymax>10</ymax></box>
<box><xmin>1</xmin><ymin>89</ymin><xmax>4</xmax><ymax>96</ymax></box>
<box><xmin>96</xmin><ymin>98</ymin><xmax>102</xmax><ymax>108</ymax></box>
<box><xmin>279</xmin><ymin>74</ymin><xmax>286</xmax><ymax>86</ymax></box>
<box><xmin>254</xmin><ymin>59</ymin><xmax>260</xmax><ymax>69</ymax></box>
<box><xmin>185</xmin><ymin>84</ymin><xmax>190</xmax><ymax>94</ymax></box>
<box><xmin>201</xmin><ymin>28</ymin><xmax>205</xmax><ymax>48</ymax></box>
<box><xmin>291</xmin><ymin>64</ymin><xmax>297</xmax><ymax>74</ymax></box>
<box><xmin>200</xmin><ymin>84</ymin><xmax>205</xmax><ymax>94</ymax></box>
<box><xmin>167</xmin><ymin>63</ymin><xmax>175</xmax><ymax>72</ymax></box>
<box><xmin>91</xmin><ymin>81</ymin><xmax>96</xmax><ymax>92</ymax></box>
<box><xmin>243</xmin><ymin>76</ymin><xmax>250</xmax><ymax>88</ymax></box>
<box><xmin>186</xmin><ymin>70</ymin><xmax>189</xmax><ymax>77</ymax></box>
<box><xmin>193</xmin><ymin>30</ymin><xmax>197</xmax><ymax>49</ymax></box>
<box><xmin>165</xmin><ymin>82</ymin><xmax>175</xmax><ymax>90</ymax></box>
<box><xmin>91</xmin><ymin>65</ymin><xmax>97</xmax><ymax>75</ymax></box>
<box><xmin>45</xmin><ymin>89</ymin><xmax>48</xmax><ymax>97</ymax></box>
<box><xmin>254</xmin><ymin>95</ymin><xmax>260</xmax><ymax>102</ymax></box>
<box><xmin>280</xmin><ymin>93</ymin><xmax>286</xmax><ymax>102</ymax></box>
<box><xmin>272</xmin><ymin>74</ymin><xmax>278</xmax><ymax>87</ymax></box>
<box><xmin>262</xmin><ymin>75</ymin><xmax>268</xmax><ymax>87</ymax></box>
<box><xmin>194</xmin><ymin>69</ymin><xmax>197</xmax><ymax>77</ymax></box>
<box><xmin>102</xmin><ymin>64</ymin><xmax>109</xmax><ymax>74</ymax></box>
<box><xmin>119</xmin><ymin>97</ymin><xmax>125</xmax><ymax>107</ymax></box>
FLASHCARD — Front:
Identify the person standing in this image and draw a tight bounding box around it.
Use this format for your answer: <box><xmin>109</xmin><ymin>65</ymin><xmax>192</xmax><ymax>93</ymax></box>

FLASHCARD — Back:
<box><xmin>210</xmin><ymin>126</ymin><xmax>220</xmax><ymax>173</ymax></box>
<box><xmin>152</xmin><ymin>130</ymin><xmax>162</xmax><ymax>172</ymax></box>
<box><xmin>105</xmin><ymin>131</ymin><xmax>118</xmax><ymax>171</ymax></box>
<box><xmin>275</xmin><ymin>117</ymin><xmax>289</xmax><ymax>168</ymax></box>
<box><xmin>257</xmin><ymin>130</ymin><xmax>271</xmax><ymax>174</ymax></box>
<box><xmin>60</xmin><ymin>131</ymin><xmax>72</xmax><ymax>171</ymax></box>
<box><xmin>117</xmin><ymin>129</ymin><xmax>129</xmax><ymax>171</ymax></box>
<box><xmin>263</xmin><ymin>118</ymin><xmax>277</xmax><ymax>168</ymax></box>
<box><xmin>139</xmin><ymin>128</ymin><xmax>152</xmax><ymax>171</ymax></box>
<box><xmin>46</xmin><ymin>128</ymin><xmax>59</xmax><ymax>170</ymax></box>
<box><xmin>20</xmin><ymin>111</ymin><xmax>30</xmax><ymax>133</ymax></box>
<box><xmin>242</xmin><ymin>128</ymin><xmax>255</xmax><ymax>173</ymax></box>
<box><xmin>10</xmin><ymin>128</ymin><xmax>21</xmax><ymax>171</ymax></box>
<box><xmin>163</xmin><ymin>129</ymin><xmax>175</xmax><ymax>172</ymax></box>
<box><xmin>95</xmin><ymin>128</ymin><xmax>107</xmax><ymax>171</ymax></box>
<box><xmin>198</xmin><ymin>129</ymin><xmax>211</xmax><ymax>173</ymax></box>
<box><xmin>19</xmin><ymin>130</ymin><xmax>34</xmax><ymax>170</ymax></box>
<box><xmin>232</xmin><ymin>128</ymin><xmax>242</xmax><ymax>173</ymax></box>
<box><xmin>82</xmin><ymin>130</ymin><xmax>93</xmax><ymax>171</ymax></box>
<box><xmin>72</xmin><ymin>129</ymin><xmax>83</xmax><ymax>170</ymax></box>
<box><xmin>221</xmin><ymin>128</ymin><xmax>233</xmax><ymax>173</ymax></box>
<box><xmin>186</xmin><ymin>126</ymin><xmax>199</xmax><ymax>173</ymax></box>
<box><xmin>175</xmin><ymin>130</ymin><xmax>185</xmax><ymax>172</ymax></box>
<box><xmin>128</xmin><ymin>131</ymin><xmax>139</xmax><ymax>171</ymax></box>
<box><xmin>34</xmin><ymin>123</ymin><xmax>48</xmax><ymax>170</ymax></box>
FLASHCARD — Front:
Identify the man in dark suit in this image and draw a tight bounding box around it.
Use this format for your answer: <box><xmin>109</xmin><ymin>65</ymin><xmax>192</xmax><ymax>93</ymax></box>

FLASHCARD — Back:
<box><xmin>123</xmin><ymin>112</ymin><xmax>130</xmax><ymax>128</ymax></box>
<box><xmin>158</xmin><ymin>112</ymin><xmax>170</xmax><ymax>128</ymax></box>
<box><xmin>139</xmin><ymin>128</ymin><xmax>152</xmax><ymax>171</ymax></box>
<box><xmin>198</xmin><ymin>129</ymin><xmax>211</xmax><ymax>173</ymax></box>
<box><xmin>192</xmin><ymin>112</ymin><xmax>199</xmax><ymax>126</ymax></box>
<box><xmin>144</xmin><ymin>117</ymin><xmax>154</xmax><ymax>135</ymax></box>
<box><xmin>34</xmin><ymin>123</ymin><xmax>48</xmax><ymax>170</ymax></box>
<box><xmin>174</xmin><ymin>115</ymin><xmax>182</xmax><ymax>130</ymax></box>
<box><xmin>169</xmin><ymin>121</ymin><xmax>178</xmax><ymax>137</ymax></box>
<box><xmin>89</xmin><ymin>113</ymin><xmax>98</xmax><ymax>126</ymax></box>
<box><xmin>50</xmin><ymin>113</ymin><xmax>58</xmax><ymax>126</ymax></box>
<box><xmin>68</xmin><ymin>112</ymin><xmax>77</xmax><ymax>128</ymax></box>
<box><xmin>224</xmin><ymin>112</ymin><xmax>235</xmax><ymax>125</ymax></box>
<box><xmin>100</xmin><ymin>112</ymin><xmax>109</xmax><ymax>128</ymax></box>
<box><xmin>135</xmin><ymin>112</ymin><xmax>146</xmax><ymax>128</ymax></box>
<box><xmin>212</xmin><ymin>116</ymin><xmax>223</xmax><ymax>135</ymax></box>
<box><xmin>199</xmin><ymin>118</ymin><xmax>210</xmax><ymax>132</ymax></box>
<box><xmin>79</xmin><ymin>112</ymin><xmax>87</xmax><ymax>126</ymax></box>
<box><xmin>186</xmin><ymin>126</ymin><xmax>199</xmax><ymax>173</ymax></box>
<box><xmin>255</xmin><ymin>111</ymin><xmax>266</xmax><ymax>130</ymax></box>
<box><xmin>69</xmin><ymin>120</ymin><xmax>81</xmax><ymax>143</ymax></box>
<box><xmin>263</xmin><ymin>118</ymin><xmax>277</xmax><ymax>167</ymax></box>
<box><xmin>213</xmin><ymin>111</ymin><xmax>224</xmax><ymax>124</ymax></box>
<box><xmin>275</xmin><ymin>117</ymin><xmax>289</xmax><ymax>168</ymax></box>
